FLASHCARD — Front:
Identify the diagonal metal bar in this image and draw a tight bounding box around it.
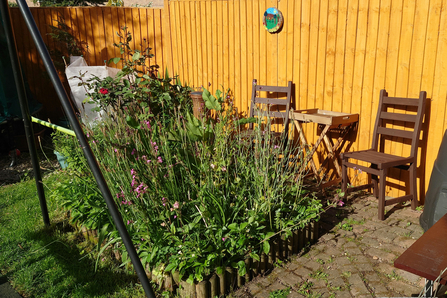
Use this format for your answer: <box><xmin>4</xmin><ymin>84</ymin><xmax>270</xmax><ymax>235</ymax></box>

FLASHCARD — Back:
<box><xmin>5</xmin><ymin>2</ymin><xmax>155</xmax><ymax>297</ymax></box>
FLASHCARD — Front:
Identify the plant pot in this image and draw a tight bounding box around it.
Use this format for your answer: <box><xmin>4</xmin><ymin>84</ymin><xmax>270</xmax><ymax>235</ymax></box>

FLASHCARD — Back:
<box><xmin>54</xmin><ymin>150</ymin><xmax>69</xmax><ymax>169</ymax></box>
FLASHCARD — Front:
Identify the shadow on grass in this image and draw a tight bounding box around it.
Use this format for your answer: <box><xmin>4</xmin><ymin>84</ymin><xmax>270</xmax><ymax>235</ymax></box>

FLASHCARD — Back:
<box><xmin>21</xmin><ymin>219</ymin><xmax>144</xmax><ymax>297</ymax></box>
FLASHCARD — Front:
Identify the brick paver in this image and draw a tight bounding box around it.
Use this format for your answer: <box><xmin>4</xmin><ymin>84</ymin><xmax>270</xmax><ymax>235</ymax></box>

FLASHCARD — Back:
<box><xmin>234</xmin><ymin>194</ymin><xmax>426</xmax><ymax>297</ymax></box>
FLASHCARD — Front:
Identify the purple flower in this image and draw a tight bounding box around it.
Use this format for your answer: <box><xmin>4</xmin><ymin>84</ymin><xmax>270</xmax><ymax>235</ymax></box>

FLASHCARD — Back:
<box><xmin>157</xmin><ymin>156</ymin><xmax>163</xmax><ymax>163</ymax></box>
<box><xmin>131</xmin><ymin>148</ymin><xmax>136</xmax><ymax>155</ymax></box>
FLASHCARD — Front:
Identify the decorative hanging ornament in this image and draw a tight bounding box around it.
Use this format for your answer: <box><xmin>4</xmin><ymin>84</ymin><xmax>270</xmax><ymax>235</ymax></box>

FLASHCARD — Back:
<box><xmin>263</xmin><ymin>7</ymin><xmax>284</xmax><ymax>33</ymax></box>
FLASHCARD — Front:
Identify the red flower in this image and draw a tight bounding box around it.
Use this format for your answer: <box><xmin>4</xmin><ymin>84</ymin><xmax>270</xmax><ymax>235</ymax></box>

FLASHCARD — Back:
<box><xmin>99</xmin><ymin>88</ymin><xmax>108</xmax><ymax>95</ymax></box>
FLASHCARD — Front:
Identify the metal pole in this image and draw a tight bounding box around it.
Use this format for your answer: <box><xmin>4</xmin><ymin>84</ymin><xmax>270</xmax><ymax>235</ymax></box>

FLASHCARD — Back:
<box><xmin>11</xmin><ymin>2</ymin><xmax>156</xmax><ymax>297</ymax></box>
<box><xmin>0</xmin><ymin>1</ymin><xmax>50</xmax><ymax>226</ymax></box>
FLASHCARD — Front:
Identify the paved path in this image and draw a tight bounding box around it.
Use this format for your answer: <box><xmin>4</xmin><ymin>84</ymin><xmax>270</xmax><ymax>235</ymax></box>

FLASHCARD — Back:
<box><xmin>0</xmin><ymin>275</ymin><xmax>21</xmax><ymax>298</ymax></box>
<box><xmin>234</xmin><ymin>194</ymin><xmax>429</xmax><ymax>298</ymax></box>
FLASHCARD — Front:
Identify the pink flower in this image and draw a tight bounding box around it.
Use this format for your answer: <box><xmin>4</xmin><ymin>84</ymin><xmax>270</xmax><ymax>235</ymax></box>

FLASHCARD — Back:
<box><xmin>131</xmin><ymin>148</ymin><xmax>136</xmax><ymax>155</ymax></box>
<box><xmin>131</xmin><ymin>169</ymin><xmax>136</xmax><ymax>175</ymax></box>
<box><xmin>173</xmin><ymin>201</ymin><xmax>179</xmax><ymax>209</ymax></box>
<box><xmin>221</xmin><ymin>166</ymin><xmax>226</xmax><ymax>172</ymax></box>
<box><xmin>174</xmin><ymin>215</ymin><xmax>177</xmax><ymax>219</ymax></box>
<box><xmin>222</xmin><ymin>237</ymin><xmax>227</xmax><ymax>241</ymax></box>
<box><xmin>338</xmin><ymin>200</ymin><xmax>345</xmax><ymax>207</ymax></box>
<box><xmin>127</xmin><ymin>220</ymin><xmax>133</xmax><ymax>225</ymax></box>
<box><xmin>211</xmin><ymin>164</ymin><xmax>215</xmax><ymax>169</ymax></box>
<box><xmin>158</xmin><ymin>156</ymin><xmax>163</xmax><ymax>163</ymax></box>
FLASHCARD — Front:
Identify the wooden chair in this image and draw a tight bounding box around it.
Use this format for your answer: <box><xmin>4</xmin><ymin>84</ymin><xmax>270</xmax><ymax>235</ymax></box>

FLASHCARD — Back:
<box><xmin>246</xmin><ymin>79</ymin><xmax>293</xmax><ymax>140</ymax></box>
<box><xmin>341</xmin><ymin>89</ymin><xmax>427</xmax><ymax>220</ymax></box>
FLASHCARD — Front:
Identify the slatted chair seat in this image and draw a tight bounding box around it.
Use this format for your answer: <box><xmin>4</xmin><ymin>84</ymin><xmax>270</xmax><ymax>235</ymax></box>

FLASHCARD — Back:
<box><xmin>341</xmin><ymin>89</ymin><xmax>427</xmax><ymax>220</ymax></box>
<box><xmin>240</xmin><ymin>79</ymin><xmax>293</xmax><ymax>142</ymax></box>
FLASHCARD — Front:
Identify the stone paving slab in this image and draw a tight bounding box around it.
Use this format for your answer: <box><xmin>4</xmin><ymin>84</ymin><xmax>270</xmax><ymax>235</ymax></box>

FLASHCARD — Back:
<box><xmin>233</xmin><ymin>194</ymin><xmax>428</xmax><ymax>298</ymax></box>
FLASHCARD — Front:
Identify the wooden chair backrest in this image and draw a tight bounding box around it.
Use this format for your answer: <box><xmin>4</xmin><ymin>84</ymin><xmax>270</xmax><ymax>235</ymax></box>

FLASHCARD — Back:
<box><xmin>248</xmin><ymin>79</ymin><xmax>293</xmax><ymax>131</ymax></box>
<box><xmin>371</xmin><ymin>89</ymin><xmax>427</xmax><ymax>158</ymax></box>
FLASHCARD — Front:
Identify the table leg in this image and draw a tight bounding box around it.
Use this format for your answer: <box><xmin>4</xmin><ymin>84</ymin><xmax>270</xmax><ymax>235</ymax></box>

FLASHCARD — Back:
<box><xmin>293</xmin><ymin>119</ymin><xmax>318</xmax><ymax>177</ymax></box>
<box><xmin>322</xmin><ymin>134</ymin><xmax>342</xmax><ymax>178</ymax></box>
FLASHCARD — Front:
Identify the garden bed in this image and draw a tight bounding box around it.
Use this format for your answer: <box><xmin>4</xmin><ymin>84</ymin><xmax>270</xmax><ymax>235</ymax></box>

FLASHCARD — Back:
<box><xmin>50</xmin><ymin>29</ymin><xmax>326</xmax><ymax>298</ymax></box>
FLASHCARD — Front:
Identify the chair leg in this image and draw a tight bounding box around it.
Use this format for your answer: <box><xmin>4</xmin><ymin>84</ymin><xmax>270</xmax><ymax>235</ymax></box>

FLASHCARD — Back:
<box><xmin>409</xmin><ymin>163</ymin><xmax>418</xmax><ymax>210</ymax></box>
<box><xmin>378</xmin><ymin>169</ymin><xmax>387</xmax><ymax>221</ymax></box>
<box><xmin>371</xmin><ymin>165</ymin><xmax>379</xmax><ymax>199</ymax></box>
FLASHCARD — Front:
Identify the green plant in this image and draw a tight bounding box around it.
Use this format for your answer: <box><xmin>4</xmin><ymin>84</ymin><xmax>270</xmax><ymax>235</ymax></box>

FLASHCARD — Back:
<box><xmin>342</xmin><ymin>271</ymin><xmax>352</xmax><ymax>278</ymax></box>
<box><xmin>309</xmin><ymin>269</ymin><xmax>328</xmax><ymax>280</ymax></box>
<box><xmin>8</xmin><ymin>1</ymin><xmax>18</xmax><ymax>6</ymax></box>
<box><xmin>385</xmin><ymin>270</ymin><xmax>402</xmax><ymax>281</ymax></box>
<box><xmin>337</xmin><ymin>218</ymin><xmax>365</xmax><ymax>231</ymax></box>
<box><xmin>298</xmin><ymin>281</ymin><xmax>321</xmax><ymax>298</ymax></box>
<box><xmin>416</xmin><ymin>205</ymin><xmax>424</xmax><ymax>211</ymax></box>
<box><xmin>269</xmin><ymin>287</ymin><xmax>290</xmax><ymax>298</ymax></box>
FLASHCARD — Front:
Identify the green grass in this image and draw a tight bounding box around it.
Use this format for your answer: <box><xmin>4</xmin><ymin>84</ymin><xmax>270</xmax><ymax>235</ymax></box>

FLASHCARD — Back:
<box><xmin>0</xmin><ymin>171</ymin><xmax>148</xmax><ymax>298</ymax></box>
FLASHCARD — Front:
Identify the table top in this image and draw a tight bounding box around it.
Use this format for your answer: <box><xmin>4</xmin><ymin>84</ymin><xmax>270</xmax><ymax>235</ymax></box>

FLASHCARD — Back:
<box><xmin>394</xmin><ymin>213</ymin><xmax>447</xmax><ymax>284</ymax></box>
<box><xmin>290</xmin><ymin>109</ymin><xmax>359</xmax><ymax>126</ymax></box>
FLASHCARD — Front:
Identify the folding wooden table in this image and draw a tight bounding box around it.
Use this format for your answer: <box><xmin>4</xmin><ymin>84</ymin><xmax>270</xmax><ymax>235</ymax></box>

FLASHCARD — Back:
<box><xmin>290</xmin><ymin>109</ymin><xmax>359</xmax><ymax>188</ymax></box>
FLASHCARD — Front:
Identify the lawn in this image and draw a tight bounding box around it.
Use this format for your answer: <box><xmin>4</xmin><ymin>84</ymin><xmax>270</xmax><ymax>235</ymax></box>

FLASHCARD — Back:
<box><xmin>0</xmin><ymin>172</ymin><xmax>148</xmax><ymax>298</ymax></box>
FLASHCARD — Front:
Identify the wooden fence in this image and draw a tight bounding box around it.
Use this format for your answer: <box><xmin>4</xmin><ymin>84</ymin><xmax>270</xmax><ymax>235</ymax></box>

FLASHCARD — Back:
<box><xmin>10</xmin><ymin>0</ymin><xmax>447</xmax><ymax>201</ymax></box>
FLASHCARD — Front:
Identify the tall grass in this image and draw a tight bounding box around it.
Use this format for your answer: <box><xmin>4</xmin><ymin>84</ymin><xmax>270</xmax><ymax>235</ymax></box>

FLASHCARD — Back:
<box><xmin>60</xmin><ymin>88</ymin><xmax>323</xmax><ymax>283</ymax></box>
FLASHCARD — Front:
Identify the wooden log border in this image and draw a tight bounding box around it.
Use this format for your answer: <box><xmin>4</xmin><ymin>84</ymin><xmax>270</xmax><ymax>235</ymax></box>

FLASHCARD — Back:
<box><xmin>144</xmin><ymin>221</ymin><xmax>319</xmax><ymax>298</ymax></box>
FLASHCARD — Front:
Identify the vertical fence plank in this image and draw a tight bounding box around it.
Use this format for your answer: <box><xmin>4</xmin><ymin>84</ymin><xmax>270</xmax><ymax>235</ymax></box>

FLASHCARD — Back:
<box><xmin>217</xmin><ymin>0</ymin><xmax>224</xmax><ymax>92</ymax></box>
<box><xmin>222</xmin><ymin>0</ymin><xmax>229</xmax><ymax>91</ymax></box>
<box><xmin>360</xmin><ymin>0</ymin><xmax>380</xmax><ymax>176</ymax></box>
<box><xmin>292</xmin><ymin>0</ymin><xmax>301</xmax><ymax>111</ymax></box>
<box><xmin>234</xmin><ymin>0</ymin><xmax>242</xmax><ymax>111</ymax></box>
<box><xmin>323</xmin><ymin>0</ymin><xmax>337</xmax><ymax>112</ymax></box>
<box><xmin>351</xmin><ymin>0</ymin><xmax>368</xmax><ymax>156</ymax></box>
<box><xmin>332</xmin><ymin>0</ymin><xmax>347</xmax><ymax>114</ymax></box>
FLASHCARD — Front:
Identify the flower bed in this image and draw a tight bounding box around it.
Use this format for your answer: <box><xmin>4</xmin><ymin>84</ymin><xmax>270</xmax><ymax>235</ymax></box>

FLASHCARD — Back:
<box><xmin>51</xmin><ymin>28</ymin><xmax>324</xmax><ymax>297</ymax></box>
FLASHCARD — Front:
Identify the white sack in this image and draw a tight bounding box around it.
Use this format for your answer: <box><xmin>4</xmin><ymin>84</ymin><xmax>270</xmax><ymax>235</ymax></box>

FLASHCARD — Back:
<box><xmin>66</xmin><ymin>56</ymin><xmax>120</xmax><ymax>125</ymax></box>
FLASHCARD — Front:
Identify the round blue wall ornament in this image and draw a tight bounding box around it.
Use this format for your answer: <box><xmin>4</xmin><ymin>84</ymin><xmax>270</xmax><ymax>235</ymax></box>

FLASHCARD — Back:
<box><xmin>263</xmin><ymin>7</ymin><xmax>284</xmax><ymax>33</ymax></box>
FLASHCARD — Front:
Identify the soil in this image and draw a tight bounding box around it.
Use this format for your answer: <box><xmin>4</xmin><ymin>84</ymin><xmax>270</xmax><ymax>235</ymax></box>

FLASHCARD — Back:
<box><xmin>0</xmin><ymin>134</ymin><xmax>60</xmax><ymax>186</ymax></box>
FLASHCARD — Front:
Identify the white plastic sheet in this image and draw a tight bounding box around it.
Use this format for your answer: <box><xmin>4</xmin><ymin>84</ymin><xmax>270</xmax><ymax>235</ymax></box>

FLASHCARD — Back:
<box><xmin>66</xmin><ymin>56</ymin><xmax>120</xmax><ymax>125</ymax></box>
